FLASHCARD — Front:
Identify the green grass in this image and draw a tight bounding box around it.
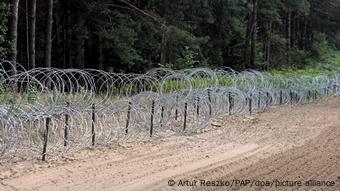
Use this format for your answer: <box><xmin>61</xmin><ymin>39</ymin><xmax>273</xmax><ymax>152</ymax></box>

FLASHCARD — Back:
<box><xmin>1</xmin><ymin>52</ymin><xmax>340</xmax><ymax>103</ymax></box>
<box><xmin>269</xmin><ymin>51</ymin><xmax>340</xmax><ymax>78</ymax></box>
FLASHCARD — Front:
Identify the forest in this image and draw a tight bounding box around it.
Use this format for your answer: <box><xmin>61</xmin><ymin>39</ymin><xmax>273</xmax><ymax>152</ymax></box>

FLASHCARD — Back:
<box><xmin>1</xmin><ymin>0</ymin><xmax>340</xmax><ymax>73</ymax></box>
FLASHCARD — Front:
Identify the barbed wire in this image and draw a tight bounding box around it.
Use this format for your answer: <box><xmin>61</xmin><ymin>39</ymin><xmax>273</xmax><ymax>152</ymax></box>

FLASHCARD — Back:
<box><xmin>0</xmin><ymin>61</ymin><xmax>338</xmax><ymax>160</ymax></box>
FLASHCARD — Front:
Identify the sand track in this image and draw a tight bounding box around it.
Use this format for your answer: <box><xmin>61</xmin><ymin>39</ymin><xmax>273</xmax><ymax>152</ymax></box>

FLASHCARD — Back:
<box><xmin>190</xmin><ymin>126</ymin><xmax>340</xmax><ymax>191</ymax></box>
<box><xmin>1</xmin><ymin>98</ymin><xmax>340</xmax><ymax>191</ymax></box>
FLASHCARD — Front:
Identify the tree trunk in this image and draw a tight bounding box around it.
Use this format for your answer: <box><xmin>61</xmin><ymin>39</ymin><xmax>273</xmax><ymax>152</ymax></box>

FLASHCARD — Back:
<box><xmin>26</xmin><ymin>0</ymin><xmax>29</xmax><ymax>68</ymax></box>
<box><xmin>245</xmin><ymin>0</ymin><xmax>258</xmax><ymax>69</ymax></box>
<box><xmin>9</xmin><ymin>0</ymin><xmax>20</xmax><ymax>71</ymax></box>
<box><xmin>296</xmin><ymin>15</ymin><xmax>300</xmax><ymax>49</ymax></box>
<box><xmin>28</xmin><ymin>0</ymin><xmax>36</xmax><ymax>69</ymax></box>
<box><xmin>245</xmin><ymin>12</ymin><xmax>252</xmax><ymax>69</ymax></box>
<box><xmin>250</xmin><ymin>0</ymin><xmax>258</xmax><ymax>68</ymax></box>
<box><xmin>75</xmin><ymin>40</ymin><xmax>84</xmax><ymax>69</ymax></box>
<box><xmin>44</xmin><ymin>0</ymin><xmax>53</xmax><ymax>67</ymax></box>
<box><xmin>302</xmin><ymin>16</ymin><xmax>308</xmax><ymax>49</ymax></box>
<box><xmin>287</xmin><ymin>10</ymin><xmax>292</xmax><ymax>67</ymax></box>
<box><xmin>75</xmin><ymin>13</ymin><xmax>84</xmax><ymax>69</ymax></box>
<box><xmin>160</xmin><ymin>32</ymin><xmax>166</xmax><ymax>66</ymax></box>
<box><xmin>98</xmin><ymin>39</ymin><xmax>104</xmax><ymax>70</ymax></box>
<box><xmin>265</xmin><ymin>22</ymin><xmax>272</xmax><ymax>69</ymax></box>
<box><xmin>66</xmin><ymin>0</ymin><xmax>73</xmax><ymax>68</ymax></box>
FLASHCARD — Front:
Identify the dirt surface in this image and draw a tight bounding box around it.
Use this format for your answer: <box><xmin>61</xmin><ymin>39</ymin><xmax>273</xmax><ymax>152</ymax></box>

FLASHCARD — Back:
<box><xmin>1</xmin><ymin>98</ymin><xmax>340</xmax><ymax>191</ymax></box>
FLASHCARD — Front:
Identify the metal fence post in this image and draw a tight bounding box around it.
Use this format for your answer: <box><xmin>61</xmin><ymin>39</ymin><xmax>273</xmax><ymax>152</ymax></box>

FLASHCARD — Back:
<box><xmin>64</xmin><ymin>102</ymin><xmax>69</xmax><ymax>146</ymax></box>
<box><xmin>42</xmin><ymin>117</ymin><xmax>51</xmax><ymax>161</ymax></box>
<box><xmin>150</xmin><ymin>100</ymin><xmax>155</xmax><ymax>137</ymax></box>
<box><xmin>183</xmin><ymin>102</ymin><xmax>187</xmax><ymax>132</ymax></box>
<box><xmin>91</xmin><ymin>104</ymin><xmax>96</xmax><ymax>146</ymax></box>
<box><xmin>125</xmin><ymin>102</ymin><xmax>131</xmax><ymax>135</ymax></box>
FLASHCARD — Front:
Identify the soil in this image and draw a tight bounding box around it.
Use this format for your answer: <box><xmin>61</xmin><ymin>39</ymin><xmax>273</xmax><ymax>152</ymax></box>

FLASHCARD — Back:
<box><xmin>0</xmin><ymin>98</ymin><xmax>339</xmax><ymax>191</ymax></box>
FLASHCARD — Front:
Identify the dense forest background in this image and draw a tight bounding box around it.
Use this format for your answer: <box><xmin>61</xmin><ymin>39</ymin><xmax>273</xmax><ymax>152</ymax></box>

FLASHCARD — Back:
<box><xmin>1</xmin><ymin>0</ymin><xmax>340</xmax><ymax>73</ymax></box>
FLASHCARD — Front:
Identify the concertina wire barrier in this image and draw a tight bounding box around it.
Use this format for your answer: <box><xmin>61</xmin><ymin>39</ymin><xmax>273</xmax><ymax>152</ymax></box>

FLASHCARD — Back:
<box><xmin>0</xmin><ymin>61</ymin><xmax>339</xmax><ymax>160</ymax></box>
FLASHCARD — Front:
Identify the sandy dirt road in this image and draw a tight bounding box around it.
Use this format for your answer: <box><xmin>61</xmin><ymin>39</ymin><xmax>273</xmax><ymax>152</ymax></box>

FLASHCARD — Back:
<box><xmin>0</xmin><ymin>98</ymin><xmax>340</xmax><ymax>191</ymax></box>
